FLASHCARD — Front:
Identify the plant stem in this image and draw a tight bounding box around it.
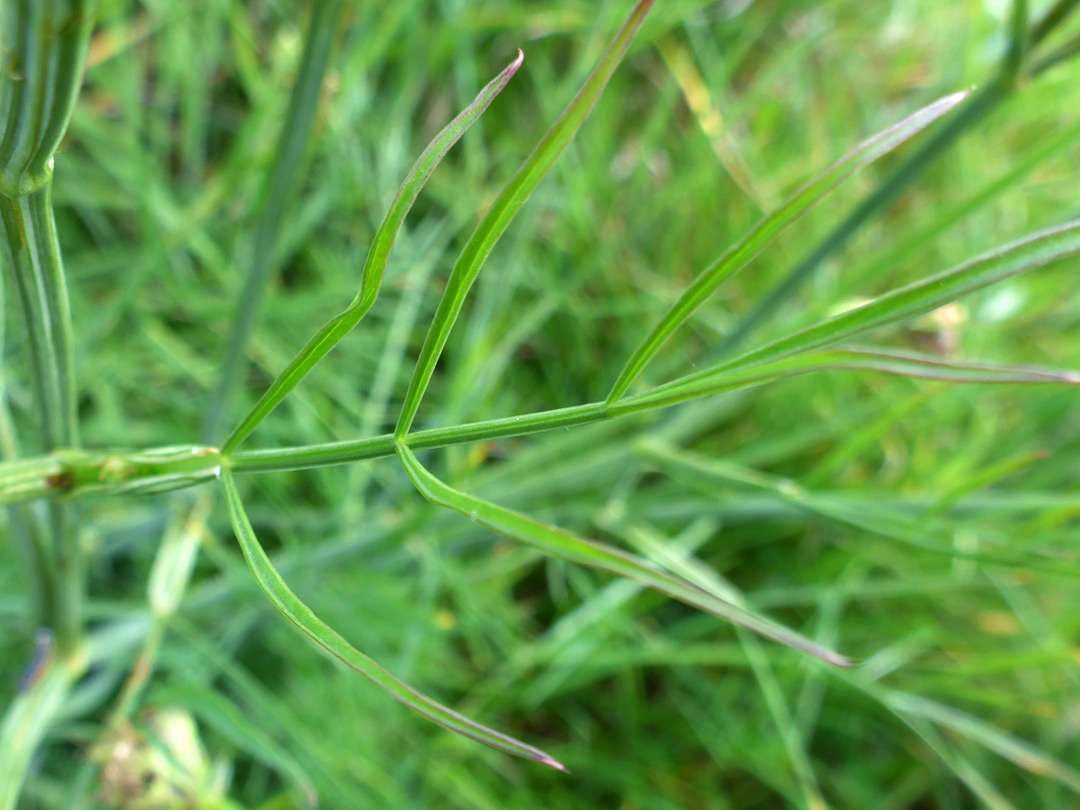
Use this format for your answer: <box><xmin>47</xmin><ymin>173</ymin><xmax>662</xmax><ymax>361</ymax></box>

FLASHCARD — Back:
<box><xmin>0</xmin><ymin>188</ymin><xmax>79</xmax><ymax>450</ymax></box>
<box><xmin>0</xmin><ymin>186</ymin><xmax>83</xmax><ymax>652</ymax></box>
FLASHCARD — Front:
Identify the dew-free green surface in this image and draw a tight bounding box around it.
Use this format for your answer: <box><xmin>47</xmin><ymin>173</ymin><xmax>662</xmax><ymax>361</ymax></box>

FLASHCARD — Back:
<box><xmin>4</xmin><ymin>1</ymin><xmax>1080</xmax><ymax>808</ymax></box>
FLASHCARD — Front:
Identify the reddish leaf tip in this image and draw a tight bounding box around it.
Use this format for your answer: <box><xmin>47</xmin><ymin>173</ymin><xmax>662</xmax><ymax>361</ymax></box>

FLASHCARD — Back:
<box><xmin>540</xmin><ymin>754</ymin><xmax>570</xmax><ymax>773</ymax></box>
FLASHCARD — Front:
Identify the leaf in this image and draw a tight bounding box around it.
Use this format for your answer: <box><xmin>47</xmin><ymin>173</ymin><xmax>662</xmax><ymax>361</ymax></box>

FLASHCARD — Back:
<box><xmin>221</xmin><ymin>50</ymin><xmax>525</xmax><ymax>454</ymax></box>
<box><xmin>671</xmin><ymin>218</ymin><xmax>1080</xmax><ymax>390</ymax></box>
<box><xmin>219</xmin><ymin>468</ymin><xmax>566</xmax><ymax>771</ymax></box>
<box><xmin>394</xmin><ymin>0</ymin><xmax>656</xmax><ymax>437</ymax></box>
<box><xmin>605</xmin><ymin>88</ymin><xmax>971</xmax><ymax>402</ymax></box>
<box><xmin>619</xmin><ymin>346</ymin><xmax>1080</xmax><ymax>414</ymax></box>
<box><xmin>395</xmin><ymin>444</ymin><xmax>852</xmax><ymax>667</ymax></box>
<box><xmin>885</xmin><ymin>690</ymin><xmax>1080</xmax><ymax>795</ymax></box>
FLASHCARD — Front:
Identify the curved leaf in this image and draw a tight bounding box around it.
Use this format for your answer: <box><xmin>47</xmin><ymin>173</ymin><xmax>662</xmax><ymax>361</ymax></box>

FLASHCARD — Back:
<box><xmin>396</xmin><ymin>444</ymin><xmax>852</xmax><ymax>667</ymax></box>
<box><xmin>220</xmin><ymin>468</ymin><xmax>565</xmax><ymax>771</ymax></box>
<box><xmin>605</xmin><ymin>88</ymin><xmax>970</xmax><ymax>402</ymax></box>
<box><xmin>671</xmin><ymin>218</ymin><xmax>1080</xmax><ymax>391</ymax></box>
<box><xmin>222</xmin><ymin>50</ymin><xmax>525</xmax><ymax>454</ymax></box>
<box><xmin>394</xmin><ymin>0</ymin><xmax>656</xmax><ymax>437</ymax></box>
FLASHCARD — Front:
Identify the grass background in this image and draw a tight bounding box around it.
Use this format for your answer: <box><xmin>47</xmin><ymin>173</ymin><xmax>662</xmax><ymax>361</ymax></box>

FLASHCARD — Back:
<box><xmin>3</xmin><ymin>0</ymin><xmax>1080</xmax><ymax>807</ymax></box>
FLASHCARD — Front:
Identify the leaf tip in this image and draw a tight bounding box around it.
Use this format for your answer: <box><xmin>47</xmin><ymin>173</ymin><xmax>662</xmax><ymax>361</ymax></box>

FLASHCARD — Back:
<box><xmin>540</xmin><ymin>753</ymin><xmax>570</xmax><ymax>773</ymax></box>
<box><xmin>830</xmin><ymin>652</ymin><xmax>858</xmax><ymax>668</ymax></box>
<box><xmin>942</xmin><ymin>86</ymin><xmax>973</xmax><ymax>109</ymax></box>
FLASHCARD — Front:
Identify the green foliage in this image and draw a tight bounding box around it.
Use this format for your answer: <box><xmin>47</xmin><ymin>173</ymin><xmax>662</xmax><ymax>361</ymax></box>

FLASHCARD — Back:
<box><xmin>3</xmin><ymin>0</ymin><xmax>1080</xmax><ymax>808</ymax></box>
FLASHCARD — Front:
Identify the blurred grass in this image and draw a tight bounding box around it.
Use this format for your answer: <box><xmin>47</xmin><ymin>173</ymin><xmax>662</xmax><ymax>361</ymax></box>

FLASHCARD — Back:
<box><xmin>4</xmin><ymin>0</ymin><xmax>1080</xmax><ymax>807</ymax></box>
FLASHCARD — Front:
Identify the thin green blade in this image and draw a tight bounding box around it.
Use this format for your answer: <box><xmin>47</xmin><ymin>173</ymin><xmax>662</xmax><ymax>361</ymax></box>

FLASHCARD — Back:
<box><xmin>394</xmin><ymin>0</ymin><xmax>656</xmax><ymax>437</ymax></box>
<box><xmin>605</xmin><ymin>88</ymin><xmax>971</xmax><ymax>402</ymax></box>
<box><xmin>223</xmin><ymin>51</ymin><xmax>525</xmax><ymax>454</ymax></box>
<box><xmin>396</xmin><ymin>444</ymin><xmax>851</xmax><ymax>667</ymax></box>
<box><xmin>621</xmin><ymin>347</ymin><xmax>1080</xmax><ymax>413</ymax></box>
<box><xmin>219</xmin><ymin>469</ymin><xmax>566</xmax><ymax>771</ymax></box>
<box><xmin>671</xmin><ymin>218</ymin><xmax>1080</xmax><ymax>391</ymax></box>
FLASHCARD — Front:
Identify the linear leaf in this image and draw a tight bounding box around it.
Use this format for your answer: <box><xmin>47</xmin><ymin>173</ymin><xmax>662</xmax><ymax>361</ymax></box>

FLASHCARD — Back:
<box><xmin>621</xmin><ymin>346</ymin><xmax>1080</xmax><ymax>413</ymax></box>
<box><xmin>886</xmin><ymin>690</ymin><xmax>1080</xmax><ymax>795</ymax></box>
<box><xmin>671</xmin><ymin>218</ymin><xmax>1080</xmax><ymax>391</ymax></box>
<box><xmin>396</xmin><ymin>444</ymin><xmax>851</xmax><ymax>667</ymax></box>
<box><xmin>222</xmin><ymin>51</ymin><xmax>525</xmax><ymax>454</ymax></box>
<box><xmin>219</xmin><ymin>469</ymin><xmax>566</xmax><ymax>771</ymax></box>
<box><xmin>605</xmin><ymin>88</ymin><xmax>971</xmax><ymax>402</ymax></box>
<box><xmin>394</xmin><ymin>0</ymin><xmax>656</xmax><ymax>437</ymax></box>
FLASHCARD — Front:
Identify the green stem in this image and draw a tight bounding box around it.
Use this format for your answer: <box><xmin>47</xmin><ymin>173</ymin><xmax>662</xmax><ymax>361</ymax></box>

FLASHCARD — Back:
<box><xmin>0</xmin><ymin>188</ymin><xmax>79</xmax><ymax>450</ymax></box>
<box><xmin>1029</xmin><ymin>0</ymin><xmax>1080</xmax><ymax>45</ymax></box>
<box><xmin>0</xmin><ymin>185</ymin><xmax>82</xmax><ymax>652</ymax></box>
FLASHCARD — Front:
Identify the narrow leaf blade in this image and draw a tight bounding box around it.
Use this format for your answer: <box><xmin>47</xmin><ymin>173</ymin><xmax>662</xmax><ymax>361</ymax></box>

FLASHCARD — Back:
<box><xmin>396</xmin><ymin>445</ymin><xmax>851</xmax><ymax>667</ymax></box>
<box><xmin>222</xmin><ymin>51</ymin><xmax>525</xmax><ymax>454</ymax></box>
<box><xmin>219</xmin><ymin>469</ymin><xmax>566</xmax><ymax>771</ymax></box>
<box><xmin>674</xmin><ymin>218</ymin><xmax>1080</xmax><ymax>389</ymax></box>
<box><xmin>395</xmin><ymin>0</ymin><xmax>656</xmax><ymax>436</ymax></box>
<box><xmin>606</xmin><ymin>88</ymin><xmax>971</xmax><ymax>402</ymax></box>
<box><xmin>622</xmin><ymin>346</ymin><xmax>1080</xmax><ymax>413</ymax></box>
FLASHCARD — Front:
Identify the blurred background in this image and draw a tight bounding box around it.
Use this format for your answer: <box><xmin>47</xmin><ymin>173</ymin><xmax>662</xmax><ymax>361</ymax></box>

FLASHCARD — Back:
<box><xmin>3</xmin><ymin>0</ymin><xmax>1080</xmax><ymax>807</ymax></box>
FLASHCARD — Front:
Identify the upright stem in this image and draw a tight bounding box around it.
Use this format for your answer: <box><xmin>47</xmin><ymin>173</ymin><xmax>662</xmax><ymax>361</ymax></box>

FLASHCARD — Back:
<box><xmin>0</xmin><ymin>0</ymin><xmax>94</xmax><ymax>657</ymax></box>
<box><xmin>0</xmin><ymin>188</ymin><xmax>79</xmax><ymax>450</ymax></box>
<box><xmin>0</xmin><ymin>186</ymin><xmax>83</xmax><ymax>652</ymax></box>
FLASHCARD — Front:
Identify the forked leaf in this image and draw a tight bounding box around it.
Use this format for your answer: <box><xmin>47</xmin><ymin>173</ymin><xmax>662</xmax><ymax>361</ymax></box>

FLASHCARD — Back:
<box><xmin>605</xmin><ymin>88</ymin><xmax>971</xmax><ymax>402</ymax></box>
<box><xmin>671</xmin><ymin>218</ymin><xmax>1080</xmax><ymax>390</ymax></box>
<box><xmin>620</xmin><ymin>347</ymin><xmax>1080</xmax><ymax>413</ymax></box>
<box><xmin>219</xmin><ymin>469</ymin><xmax>566</xmax><ymax>771</ymax></box>
<box><xmin>222</xmin><ymin>50</ymin><xmax>525</xmax><ymax>454</ymax></box>
<box><xmin>394</xmin><ymin>0</ymin><xmax>656</xmax><ymax>437</ymax></box>
<box><xmin>395</xmin><ymin>444</ymin><xmax>852</xmax><ymax>667</ymax></box>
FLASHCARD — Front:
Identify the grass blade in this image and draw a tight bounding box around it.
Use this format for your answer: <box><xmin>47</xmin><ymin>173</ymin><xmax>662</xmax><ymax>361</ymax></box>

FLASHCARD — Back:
<box><xmin>222</xmin><ymin>51</ymin><xmax>525</xmax><ymax>454</ymax></box>
<box><xmin>396</xmin><ymin>444</ymin><xmax>852</xmax><ymax>667</ymax></box>
<box><xmin>394</xmin><ymin>0</ymin><xmax>656</xmax><ymax>437</ymax></box>
<box><xmin>605</xmin><ymin>89</ymin><xmax>971</xmax><ymax>402</ymax></box>
<box><xmin>885</xmin><ymin>690</ymin><xmax>1080</xmax><ymax>795</ymax></box>
<box><xmin>671</xmin><ymin>219</ymin><xmax>1080</xmax><ymax>390</ymax></box>
<box><xmin>219</xmin><ymin>469</ymin><xmax>566</xmax><ymax>771</ymax></box>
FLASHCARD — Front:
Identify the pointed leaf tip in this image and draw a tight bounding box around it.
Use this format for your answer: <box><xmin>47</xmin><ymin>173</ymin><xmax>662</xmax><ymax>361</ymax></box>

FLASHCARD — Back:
<box><xmin>222</xmin><ymin>47</ymin><xmax>526</xmax><ymax>454</ymax></box>
<box><xmin>541</xmin><ymin>754</ymin><xmax>570</xmax><ymax>773</ymax></box>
